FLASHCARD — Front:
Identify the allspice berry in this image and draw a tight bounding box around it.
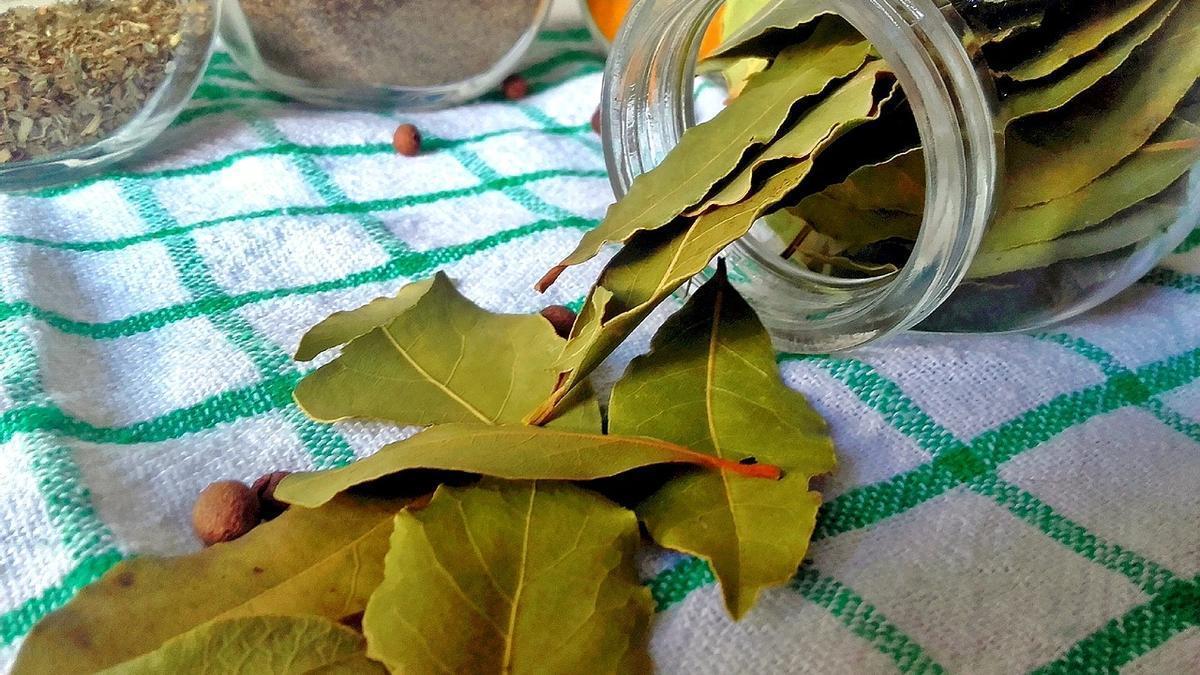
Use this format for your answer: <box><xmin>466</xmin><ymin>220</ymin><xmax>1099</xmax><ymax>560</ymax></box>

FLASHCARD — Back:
<box><xmin>192</xmin><ymin>480</ymin><xmax>261</xmax><ymax>547</ymax></box>
<box><xmin>502</xmin><ymin>74</ymin><xmax>530</xmax><ymax>100</ymax></box>
<box><xmin>252</xmin><ymin>471</ymin><xmax>292</xmax><ymax>521</ymax></box>
<box><xmin>392</xmin><ymin>123</ymin><xmax>422</xmax><ymax>156</ymax></box>
<box><xmin>540</xmin><ymin>305</ymin><xmax>577</xmax><ymax>338</ymax></box>
<box><xmin>591</xmin><ymin>107</ymin><xmax>602</xmax><ymax>135</ymax></box>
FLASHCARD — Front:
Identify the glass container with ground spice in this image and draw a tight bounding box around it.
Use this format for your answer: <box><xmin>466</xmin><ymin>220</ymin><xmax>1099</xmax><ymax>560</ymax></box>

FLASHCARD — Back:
<box><xmin>0</xmin><ymin>0</ymin><xmax>218</xmax><ymax>190</ymax></box>
<box><xmin>220</xmin><ymin>0</ymin><xmax>553</xmax><ymax>109</ymax></box>
<box><xmin>594</xmin><ymin>0</ymin><xmax>1200</xmax><ymax>351</ymax></box>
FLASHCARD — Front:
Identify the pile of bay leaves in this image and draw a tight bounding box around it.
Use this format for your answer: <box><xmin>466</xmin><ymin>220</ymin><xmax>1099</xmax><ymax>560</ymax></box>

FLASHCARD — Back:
<box><xmin>14</xmin><ymin>1</ymin><xmax>1200</xmax><ymax>672</ymax></box>
<box><xmin>12</xmin><ymin>263</ymin><xmax>837</xmax><ymax>673</ymax></box>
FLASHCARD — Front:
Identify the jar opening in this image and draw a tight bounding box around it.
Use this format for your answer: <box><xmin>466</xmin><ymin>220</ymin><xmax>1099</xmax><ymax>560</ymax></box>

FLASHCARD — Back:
<box><xmin>602</xmin><ymin>0</ymin><xmax>1001</xmax><ymax>352</ymax></box>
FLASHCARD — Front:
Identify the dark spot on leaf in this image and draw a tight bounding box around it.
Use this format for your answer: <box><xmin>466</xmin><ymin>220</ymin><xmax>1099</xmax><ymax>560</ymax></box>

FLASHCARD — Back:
<box><xmin>739</xmin><ymin>457</ymin><xmax>758</xmax><ymax>465</ymax></box>
<box><xmin>115</xmin><ymin>571</ymin><xmax>135</xmax><ymax>588</ymax></box>
<box><xmin>252</xmin><ymin>566</ymin><xmax>265</xmax><ymax>574</ymax></box>
<box><xmin>68</xmin><ymin>627</ymin><xmax>92</xmax><ymax>649</ymax></box>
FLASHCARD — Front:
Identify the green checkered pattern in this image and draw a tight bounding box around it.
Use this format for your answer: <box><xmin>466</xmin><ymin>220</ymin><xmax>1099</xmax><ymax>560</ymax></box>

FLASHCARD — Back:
<box><xmin>0</xmin><ymin>25</ymin><xmax>1197</xmax><ymax>673</ymax></box>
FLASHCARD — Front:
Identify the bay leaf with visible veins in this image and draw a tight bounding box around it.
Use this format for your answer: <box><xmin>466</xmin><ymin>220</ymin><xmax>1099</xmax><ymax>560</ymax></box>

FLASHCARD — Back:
<box><xmin>536</xmin><ymin>19</ymin><xmax>871</xmax><ymax>291</ymax></box>
<box><xmin>12</xmin><ymin>495</ymin><xmax>414</xmax><ymax>675</ymax></box>
<box><xmin>609</xmin><ymin>263</ymin><xmax>836</xmax><ymax>619</ymax></box>
<box><xmin>689</xmin><ymin>62</ymin><xmax>897</xmax><ymax>214</ymax></box>
<box><xmin>1001</xmin><ymin>0</ymin><xmax>1161</xmax><ymax>82</ymax></box>
<box><xmin>363</xmin><ymin>480</ymin><xmax>652</xmax><ymax>674</ymax></box>
<box><xmin>1000</xmin><ymin>0</ymin><xmax>1180</xmax><ymax>122</ymax></box>
<box><xmin>295</xmin><ymin>272</ymin><xmax>600</xmax><ymax>432</ymax></box>
<box><xmin>277</xmin><ymin>422</ymin><xmax>781</xmax><ymax>509</ymax></box>
<box><xmin>982</xmin><ymin>115</ymin><xmax>1200</xmax><ymax>253</ymax></box>
<box><xmin>529</xmin><ymin>158</ymin><xmax>829</xmax><ymax>424</ymax></box>
<box><xmin>98</xmin><ymin>616</ymin><xmax>382</xmax><ymax>675</ymax></box>
<box><xmin>1003</xmin><ymin>0</ymin><xmax>1200</xmax><ymax>207</ymax></box>
<box><xmin>294</xmin><ymin>277</ymin><xmax>436</xmax><ymax>362</ymax></box>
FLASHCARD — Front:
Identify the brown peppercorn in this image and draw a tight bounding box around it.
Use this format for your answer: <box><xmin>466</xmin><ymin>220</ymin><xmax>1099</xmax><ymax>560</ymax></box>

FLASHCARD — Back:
<box><xmin>251</xmin><ymin>471</ymin><xmax>292</xmax><ymax>521</ymax></box>
<box><xmin>540</xmin><ymin>305</ymin><xmax>577</xmax><ymax>338</ymax></box>
<box><xmin>591</xmin><ymin>107</ymin><xmax>602</xmax><ymax>135</ymax></box>
<box><xmin>392</xmin><ymin>123</ymin><xmax>421</xmax><ymax>156</ymax></box>
<box><xmin>502</xmin><ymin>74</ymin><xmax>530</xmax><ymax>100</ymax></box>
<box><xmin>192</xmin><ymin>481</ymin><xmax>260</xmax><ymax>546</ymax></box>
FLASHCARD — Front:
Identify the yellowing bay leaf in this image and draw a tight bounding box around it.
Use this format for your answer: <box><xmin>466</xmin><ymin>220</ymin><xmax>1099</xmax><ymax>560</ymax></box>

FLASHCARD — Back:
<box><xmin>363</xmin><ymin>481</ymin><xmax>653</xmax><ymax>674</ymax></box>
<box><xmin>999</xmin><ymin>0</ymin><xmax>1179</xmax><ymax>122</ymax></box>
<box><xmin>690</xmin><ymin>62</ymin><xmax>897</xmax><ymax>214</ymax></box>
<box><xmin>295</xmin><ymin>272</ymin><xmax>600</xmax><ymax>432</ymax></box>
<box><xmin>12</xmin><ymin>495</ymin><xmax>412</xmax><ymax>674</ymax></box>
<box><xmin>1003</xmin><ymin>0</ymin><xmax>1161</xmax><ymax>81</ymax></box>
<box><xmin>529</xmin><ymin>158</ymin><xmax>822</xmax><ymax>425</ymax></box>
<box><xmin>609</xmin><ymin>264</ymin><xmax>836</xmax><ymax>619</ymax></box>
<box><xmin>1003</xmin><ymin>0</ymin><xmax>1200</xmax><ymax>207</ymax></box>
<box><xmin>968</xmin><ymin>202</ymin><xmax>1181</xmax><ymax>278</ymax></box>
<box><xmin>277</xmin><ymin>422</ymin><xmax>782</xmax><ymax>509</ymax></box>
<box><xmin>536</xmin><ymin>19</ymin><xmax>871</xmax><ymax>291</ymax></box>
<box><xmin>982</xmin><ymin>116</ymin><xmax>1200</xmax><ymax>253</ymax></box>
<box><xmin>815</xmin><ymin>147</ymin><xmax>925</xmax><ymax>214</ymax></box>
<box><xmin>294</xmin><ymin>277</ymin><xmax>435</xmax><ymax>362</ymax></box>
<box><xmin>98</xmin><ymin>616</ymin><xmax>381</xmax><ymax>675</ymax></box>
<box><xmin>790</xmin><ymin>193</ymin><xmax>922</xmax><ymax>248</ymax></box>
<box><xmin>709</xmin><ymin>0</ymin><xmax>826</xmax><ymax>59</ymax></box>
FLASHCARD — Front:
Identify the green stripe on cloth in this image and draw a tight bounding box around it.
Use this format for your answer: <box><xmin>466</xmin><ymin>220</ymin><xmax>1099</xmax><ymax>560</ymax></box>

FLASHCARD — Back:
<box><xmin>4</xmin><ymin>169</ymin><xmax>604</xmax><ymax>252</ymax></box>
<box><xmin>25</xmin><ymin>123</ymin><xmax>591</xmax><ymax>200</ymax></box>
<box><xmin>0</xmin><ymin>216</ymin><xmax>595</xmax><ymax>339</ymax></box>
<box><xmin>119</xmin><ymin>181</ymin><xmax>355</xmax><ymax>469</ymax></box>
<box><xmin>1033</xmin><ymin>575</ymin><xmax>1200</xmax><ymax>673</ymax></box>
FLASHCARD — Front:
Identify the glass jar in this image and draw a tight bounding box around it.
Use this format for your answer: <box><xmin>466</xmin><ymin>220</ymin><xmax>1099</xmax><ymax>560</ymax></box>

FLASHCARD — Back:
<box><xmin>0</xmin><ymin>0</ymin><xmax>219</xmax><ymax>190</ymax></box>
<box><xmin>220</xmin><ymin>0</ymin><xmax>553</xmax><ymax>109</ymax></box>
<box><xmin>601</xmin><ymin>0</ymin><xmax>1200</xmax><ymax>352</ymax></box>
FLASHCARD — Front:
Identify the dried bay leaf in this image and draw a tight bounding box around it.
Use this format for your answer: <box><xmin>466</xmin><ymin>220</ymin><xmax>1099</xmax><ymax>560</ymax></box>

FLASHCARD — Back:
<box><xmin>689</xmin><ymin>62</ymin><xmax>897</xmax><ymax>214</ymax></box>
<box><xmin>294</xmin><ymin>277</ymin><xmax>436</xmax><ymax>362</ymax></box>
<box><xmin>12</xmin><ymin>495</ymin><xmax>413</xmax><ymax>674</ymax></box>
<box><xmin>98</xmin><ymin>616</ymin><xmax>381</xmax><ymax>675</ymax></box>
<box><xmin>999</xmin><ymin>0</ymin><xmax>1179</xmax><ymax>121</ymax></box>
<box><xmin>789</xmin><ymin>194</ymin><xmax>922</xmax><ymax>248</ymax></box>
<box><xmin>609</xmin><ymin>264</ymin><xmax>836</xmax><ymax>619</ymax></box>
<box><xmin>1001</xmin><ymin>0</ymin><xmax>1161</xmax><ymax>82</ymax></box>
<box><xmin>968</xmin><ymin>201</ymin><xmax>1181</xmax><ymax>278</ymax></box>
<box><xmin>813</xmin><ymin>147</ymin><xmax>925</xmax><ymax>215</ymax></box>
<box><xmin>276</xmin><ymin>422</ymin><xmax>782</xmax><ymax>509</ymax></box>
<box><xmin>363</xmin><ymin>480</ymin><xmax>653</xmax><ymax>674</ymax></box>
<box><xmin>295</xmin><ymin>272</ymin><xmax>600</xmax><ymax>432</ymax></box>
<box><xmin>982</xmin><ymin>116</ymin><xmax>1200</xmax><ymax>253</ymax></box>
<box><xmin>536</xmin><ymin>19</ymin><xmax>872</xmax><ymax>291</ymax></box>
<box><xmin>529</xmin><ymin>158</ymin><xmax>826</xmax><ymax>424</ymax></box>
<box><xmin>1003</xmin><ymin>0</ymin><xmax>1200</xmax><ymax>207</ymax></box>
<box><xmin>709</xmin><ymin>0</ymin><xmax>827</xmax><ymax>60</ymax></box>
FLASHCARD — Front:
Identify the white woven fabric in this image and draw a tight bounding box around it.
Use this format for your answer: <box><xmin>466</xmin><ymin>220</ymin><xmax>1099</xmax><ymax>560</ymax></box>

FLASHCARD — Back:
<box><xmin>0</xmin><ymin>7</ymin><xmax>1198</xmax><ymax>673</ymax></box>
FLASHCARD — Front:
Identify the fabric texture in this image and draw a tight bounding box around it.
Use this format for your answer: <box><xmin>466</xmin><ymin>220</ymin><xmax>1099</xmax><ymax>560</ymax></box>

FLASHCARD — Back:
<box><xmin>1</xmin><ymin>19</ymin><xmax>1199</xmax><ymax>675</ymax></box>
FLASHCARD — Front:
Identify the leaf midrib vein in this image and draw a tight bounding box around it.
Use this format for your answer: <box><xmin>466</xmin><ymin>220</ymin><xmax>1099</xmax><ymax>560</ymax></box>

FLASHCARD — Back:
<box><xmin>499</xmin><ymin>484</ymin><xmax>538</xmax><ymax>673</ymax></box>
<box><xmin>380</xmin><ymin>326</ymin><xmax>492</xmax><ymax>425</ymax></box>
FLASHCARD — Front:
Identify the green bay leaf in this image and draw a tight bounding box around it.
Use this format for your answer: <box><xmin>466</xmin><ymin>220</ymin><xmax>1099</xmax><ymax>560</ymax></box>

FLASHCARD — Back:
<box><xmin>12</xmin><ymin>495</ymin><xmax>412</xmax><ymax>674</ymax></box>
<box><xmin>536</xmin><ymin>20</ymin><xmax>871</xmax><ymax>291</ymax></box>
<box><xmin>363</xmin><ymin>481</ymin><xmax>653</xmax><ymax>674</ymax></box>
<box><xmin>999</xmin><ymin>0</ymin><xmax>1180</xmax><ymax>122</ymax></box>
<box><xmin>294</xmin><ymin>277</ymin><xmax>436</xmax><ymax>362</ymax></box>
<box><xmin>982</xmin><ymin>116</ymin><xmax>1200</xmax><ymax>253</ymax></box>
<box><xmin>98</xmin><ymin>616</ymin><xmax>379</xmax><ymax>675</ymax></box>
<box><xmin>276</xmin><ymin>422</ymin><xmax>782</xmax><ymax>509</ymax></box>
<box><xmin>609</xmin><ymin>263</ymin><xmax>836</xmax><ymax>619</ymax></box>
<box><xmin>295</xmin><ymin>272</ymin><xmax>600</xmax><ymax>432</ymax></box>
<box><xmin>530</xmin><ymin>158</ymin><xmax>823</xmax><ymax>424</ymax></box>
<box><xmin>1003</xmin><ymin>0</ymin><xmax>1200</xmax><ymax>207</ymax></box>
<box><xmin>689</xmin><ymin>62</ymin><xmax>897</xmax><ymax>214</ymax></box>
<box><xmin>1002</xmin><ymin>0</ymin><xmax>1161</xmax><ymax>82</ymax></box>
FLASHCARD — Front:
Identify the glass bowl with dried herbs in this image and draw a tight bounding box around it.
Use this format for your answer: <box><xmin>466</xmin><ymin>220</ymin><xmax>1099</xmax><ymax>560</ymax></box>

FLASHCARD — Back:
<box><xmin>0</xmin><ymin>0</ymin><xmax>218</xmax><ymax>190</ymax></box>
<box><xmin>219</xmin><ymin>0</ymin><xmax>553</xmax><ymax>109</ymax></box>
<box><xmin>571</xmin><ymin>0</ymin><xmax>1200</xmax><ymax>352</ymax></box>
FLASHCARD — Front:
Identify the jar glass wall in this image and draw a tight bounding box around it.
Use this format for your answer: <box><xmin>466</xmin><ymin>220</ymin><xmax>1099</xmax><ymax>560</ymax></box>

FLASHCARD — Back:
<box><xmin>0</xmin><ymin>0</ymin><xmax>219</xmax><ymax>190</ymax></box>
<box><xmin>219</xmin><ymin>0</ymin><xmax>553</xmax><ymax>109</ymax></box>
<box><xmin>601</xmin><ymin>0</ymin><xmax>1200</xmax><ymax>352</ymax></box>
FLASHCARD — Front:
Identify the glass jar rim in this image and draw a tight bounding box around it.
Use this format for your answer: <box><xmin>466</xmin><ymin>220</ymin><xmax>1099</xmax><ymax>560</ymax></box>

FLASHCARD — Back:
<box><xmin>600</xmin><ymin>0</ymin><xmax>1003</xmax><ymax>352</ymax></box>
